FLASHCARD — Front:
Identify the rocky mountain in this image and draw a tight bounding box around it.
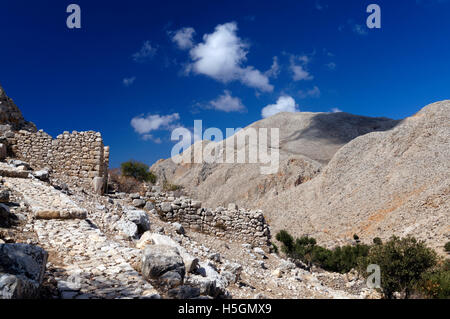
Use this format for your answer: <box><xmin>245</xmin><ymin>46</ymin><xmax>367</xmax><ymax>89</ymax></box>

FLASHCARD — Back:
<box><xmin>151</xmin><ymin>111</ymin><xmax>399</xmax><ymax>208</ymax></box>
<box><xmin>152</xmin><ymin>101</ymin><xmax>449</xmax><ymax>253</ymax></box>
<box><xmin>256</xmin><ymin>101</ymin><xmax>450</xmax><ymax>253</ymax></box>
<box><xmin>0</xmin><ymin>84</ymin><xmax>36</xmax><ymax>133</ymax></box>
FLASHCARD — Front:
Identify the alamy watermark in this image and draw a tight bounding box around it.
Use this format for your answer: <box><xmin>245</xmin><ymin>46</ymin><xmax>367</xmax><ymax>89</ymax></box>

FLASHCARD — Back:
<box><xmin>366</xmin><ymin>264</ymin><xmax>381</xmax><ymax>289</ymax></box>
<box><xmin>170</xmin><ymin>120</ymin><xmax>280</xmax><ymax>175</ymax></box>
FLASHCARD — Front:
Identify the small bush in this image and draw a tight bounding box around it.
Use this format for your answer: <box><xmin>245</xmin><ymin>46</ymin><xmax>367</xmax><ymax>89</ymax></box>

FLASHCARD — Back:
<box><xmin>359</xmin><ymin>236</ymin><xmax>438</xmax><ymax>299</ymax></box>
<box><xmin>373</xmin><ymin>237</ymin><xmax>383</xmax><ymax>245</ymax></box>
<box><xmin>108</xmin><ymin>168</ymin><xmax>143</xmax><ymax>193</ymax></box>
<box><xmin>444</xmin><ymin>242</ymin><xmax>450</xmax><ymax>253</ymax></box>
<box><xmin>275</xmin><ymin>230</ymin><xmax>294</xmax><ymax>253</ymax></box>
<box><xmin>417</xmin><ymin>263</ymin><xmax>450</xmax><ymax>299</ymax></box>
<box><xmin>275</xmin><ymin>230</ymin><xmax>369</xmax><ymax>273</ymax></box>
<box><xmin>271</xmin><ymin>242</ymin><xmax>279</xmax><ymax>254</ymax></box>
<box><xmin>121</xmin><ymin>160</ymin><xmax>156</xmax><ymax>183</ymax></box>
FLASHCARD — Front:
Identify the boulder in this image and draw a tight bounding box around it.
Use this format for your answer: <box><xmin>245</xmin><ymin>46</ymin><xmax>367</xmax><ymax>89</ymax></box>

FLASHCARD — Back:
<box><xmin>222</xmin><ymin>261</ymin><xmax>242</xmax><ymax>283</ymax></box>
<box><xmin>33</xmin><ymin>169</ymin><xmax>49</xmax><ymax>182</ymax></box>
<box><xmin>173</xmin><ymin>222</ymin><xmax>185</xmax><ymax>235</ymax></box>
<box><xmin>144</xmin><ymin>201</ymin><xmax>155</xmax><ymax>211</ymax></box>
<box><xmin>208</xmin><ymin>253</ymin><xmax>221</xmax><ymax>263</ymax></box>
<box><xmin>141</xmin><ymin>245</ymin><xmax>185</xmax><ymax>288</ymax></box>
<box><xmin>124</xmin><ymin>210</ymin><xmax>150</xmax><ymax>233</ymax></box>
<box><xmin>161</xmin><ymin>202</ymin><xmax>172</xmax><ymax>213</ymax></box>
<box><xmin>129</xmin><ymin>193</ymin><xmax>140</xmax><ymax>200</ymax></box>
<box><xmin>115</xmin><ymin>218</ymin><xmax>138</xmax><ymax>238</ymax></box>
<box><xmin>0</xmin><ymin>244</ymin><xmax>48</xmax><ymax>299</ymax></box>
<box><xmin>197</xmin><ymin>262</ymin><xmax>229</xmax><ymax>296</ymax></box>
<box><xmin>145</xmin><ymin>233</ymin><xmax>198</xmax><ymax>273</ymax></box>
<box><xmin>132</xmin><ymin>199</ymin><xmax>146</xmax><ymax>208</ymax></box>
<box><xmin>136</xmin><ymin>231</ymin><xmax>153</xmax><ymax>249</ymax></box>
<box><xmin>184</xmin><ymin>276</ymin><xmax>217</xmax><ymax>297</ymax></box>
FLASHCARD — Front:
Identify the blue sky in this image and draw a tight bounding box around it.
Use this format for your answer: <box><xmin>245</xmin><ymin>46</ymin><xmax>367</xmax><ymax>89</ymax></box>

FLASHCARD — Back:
<box><xmin>1</xmin><ymin>0</ymin><xmax>449</xmax><ymax>168</ymax></box>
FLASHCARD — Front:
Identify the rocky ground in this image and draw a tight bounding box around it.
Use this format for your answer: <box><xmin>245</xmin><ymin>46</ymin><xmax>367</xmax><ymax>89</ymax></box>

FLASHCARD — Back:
<box><xmin>0</xmin><ymin>160</ymin><xmax>380</xmax><ymax>299</ymax></box>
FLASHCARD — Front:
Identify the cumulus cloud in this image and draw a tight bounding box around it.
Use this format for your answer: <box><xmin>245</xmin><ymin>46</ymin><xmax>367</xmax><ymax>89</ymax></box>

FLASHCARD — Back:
<box><xmin>261</xmin><ymin>95</ymin><xmax>300</xmax><ymax>118</ymax></box>
<box><xmin>132</xmin><ymin>41</ymin><xmax>157</xmax><ymax>62</ymax></box>
<box><xmin>299</xmin><ymin>86</ymin><xmax>321</xmax><ymax>98</ymax></box>
<box><xmin>131</xmin><ymin>113</ymin><xmax>180</xmax><ymax>139</ymax></box>
<box><xmin>123</xmin><ymin>77</ymin><xmax>136</xmax><ymax>87</ymax></box>
<box><xmin>170</xmin><ymin>27</ymin><xmax>196</xmax><ymax>50</ymax></box>
<box><xmin>290</xmin><ymin>55</ymin><xmax>313</xmax><ymax>81</ymax></box>
<box><xmin>331</xmin><ymin>107</ymin><xmax>343</xmax><ymax>113</ymax></box>
<box><xmin>209</xmin><ymin>90</ymin><xmax>246</xmax><ymax>112</ymax></box>
<box><xmin>188</xmin><ymin>22</ymin><xmax>273</xmax><ymax>92</ymax></box>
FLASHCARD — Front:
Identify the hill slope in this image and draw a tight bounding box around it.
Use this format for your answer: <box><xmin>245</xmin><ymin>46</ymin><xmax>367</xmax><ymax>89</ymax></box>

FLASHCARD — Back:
<box><xmin>151</xmin><ymin>111</ymin><xmax>399</xmax><ymax>208</ymax></box>
<box><xmin>256</xmin><ymin>101</ymin><xmax>450</xmax><ymax>252</ymax></box>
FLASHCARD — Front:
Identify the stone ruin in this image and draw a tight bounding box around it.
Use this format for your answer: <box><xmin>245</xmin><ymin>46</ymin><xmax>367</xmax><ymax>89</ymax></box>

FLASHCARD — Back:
<box><xmin>0</xmin><ymin>83</ymin><xmax>271</xmax><ymax>246</ymax></box>
<box><xmin>140</xmin><ymin>187</ymin><xmax>271</xmax><ymax>247</ymax></box>
<box><xmin>0</xmin><ymin>84</ymin><xmax>109</xmax><ymax>193</ymax></box>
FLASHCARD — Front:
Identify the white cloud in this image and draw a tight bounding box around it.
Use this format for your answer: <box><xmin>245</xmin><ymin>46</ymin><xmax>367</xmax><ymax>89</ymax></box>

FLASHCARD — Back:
<box><xmin>123</xmin><ymin>77</ymin><xmax>136</xmax><ymax>87</ymax></box>
<box><xmin>262</xmin><ymin>95</ymin><xmax>300</xmax><ymax>118</ymax></box>
<box><xmin>331</xmin><ymin>107</ymin><xmax>342</xmax><ymax>113</ymax></box>
<box><xmin>209</xmin><ymin>90</ymin><xmax>246</xmax><ymax>112</ymax></box>
<box><xmin>188</xmin><ymin>22</ymin><xmax>273</xmax><ymax>92</ymax></box>
<box><xmin>290</xmin><ymin>55</ymin><xmax>313</xmax><ymax>81</ymax></box>
<box><xmin>299</xmin><ymin>86</ymin><xmax>321</xmax><ymax>98</ymax></box>
<box><xmin>131</xmin><ymin>113</ymin><xmax>180</xmax><ymax>135</ymax></box>
<box><xmin>132</xmin><ymin>41</ymin><xmax>157</xmax><ymax>62</ymax></box>
<box><xmin>265</xmin><ymin>56</ymin><xmax>280</xmax><ymax>78</ymax></box>
<box><xmin>142</xmin><ymin>134</ymin><xmax>162</xmax><ymax>143</ymax></box>
<box><xmin>171</xmin><ymin>27</ymin><xmax>196</xmax><ymax>50</ymax></box>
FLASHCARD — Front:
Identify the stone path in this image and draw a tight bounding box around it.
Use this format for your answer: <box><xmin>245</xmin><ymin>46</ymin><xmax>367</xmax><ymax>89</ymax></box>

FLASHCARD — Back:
<box><xmin>4</xmin><ymin>177</ymin><xmax>87</xmax><ymax>219</ymax></box>
<box><xmin>3</xmin><ymin>176</ymin><xmax>160</xmax><ymax>299</ymax></box>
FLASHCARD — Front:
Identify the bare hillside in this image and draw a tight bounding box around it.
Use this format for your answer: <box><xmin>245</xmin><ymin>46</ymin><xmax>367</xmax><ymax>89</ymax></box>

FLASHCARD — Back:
<box><xmin>151</xmin><ymin>112</ymin><xmax>399</xmax><ymax>208</ymax></box>
<box><xmin>256</xmin><ymin>101</ymin><xmax>450</xmax><ymax>253</ymax></box>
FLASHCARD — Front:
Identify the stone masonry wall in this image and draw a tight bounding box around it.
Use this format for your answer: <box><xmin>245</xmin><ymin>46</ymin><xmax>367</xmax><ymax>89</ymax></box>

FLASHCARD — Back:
<box><xmin>142</xmin><ymin>188</ymin><xmax>271</xmax><ymax>247</ymax></box>
<box><xmin>8</xmin><ymin>129</ymin><xmax>109</xmax><ymax>190</ymax></box>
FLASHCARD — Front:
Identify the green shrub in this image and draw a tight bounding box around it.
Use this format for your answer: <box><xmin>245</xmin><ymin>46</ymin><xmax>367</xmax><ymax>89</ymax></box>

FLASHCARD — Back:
<box><xmin>360</xmin><ymin>236</ymin><xmax>438</xmax><ymax>299</ymax></box>
<box><xmin>444</xmin><ymin>242</ymin><xmax>450</xmax><ymax>253</ymax></box>
<box><xmin>275</xmin><ymin>230</ymin><xmax>294</xmax><ymax>253</ymax></box>
<box><xmin>275</xmin><ymin>230</ymin><xmax>369</xmax><ymax>273</ymax></box>
<box><xmin>271</xmin><ymin>242</ymin><xmax>279</xmax><ymax>254</ymax></box>
<box><xmin>121</xmin><ymin>160</ymin><xmax>156</xmax><ymax>183</ymax></box>
<box><xmin>373</xmin><ymin>237</ymin><xmax>383</xmax><ymax>245</ymax></box>
<box><xmin>417</xmin><ymin>263</ymin><xmax>450</xmax><ymax>299</ymax></box>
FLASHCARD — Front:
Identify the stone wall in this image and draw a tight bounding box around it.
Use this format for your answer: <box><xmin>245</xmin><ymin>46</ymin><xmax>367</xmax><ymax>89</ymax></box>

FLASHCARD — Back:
<box><xmin>7</xmin><ymin>129</ymin><xmax>109</xmax><ymax>191</ymax></box>
<box><xmin>142</xmin><ymin>188</ymin><xmax>271</xmax><ymax>247</ymax></box>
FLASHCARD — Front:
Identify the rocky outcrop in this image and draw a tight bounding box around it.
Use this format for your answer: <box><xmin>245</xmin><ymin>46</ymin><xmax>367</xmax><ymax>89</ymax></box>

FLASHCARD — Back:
<box><xmin>0</xmin><ymin>244</ymin><xmax>48</xmax><ymax>299</ymax></box>
<box><xmin>0</xmin><ymin>84</ymin><xmax>36</xmax><ymax>133</ymax></box>
<box><xmin>141</xmin><ymin>245</ymin><xmax>186</xmax><ymax>289</ymax></box>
